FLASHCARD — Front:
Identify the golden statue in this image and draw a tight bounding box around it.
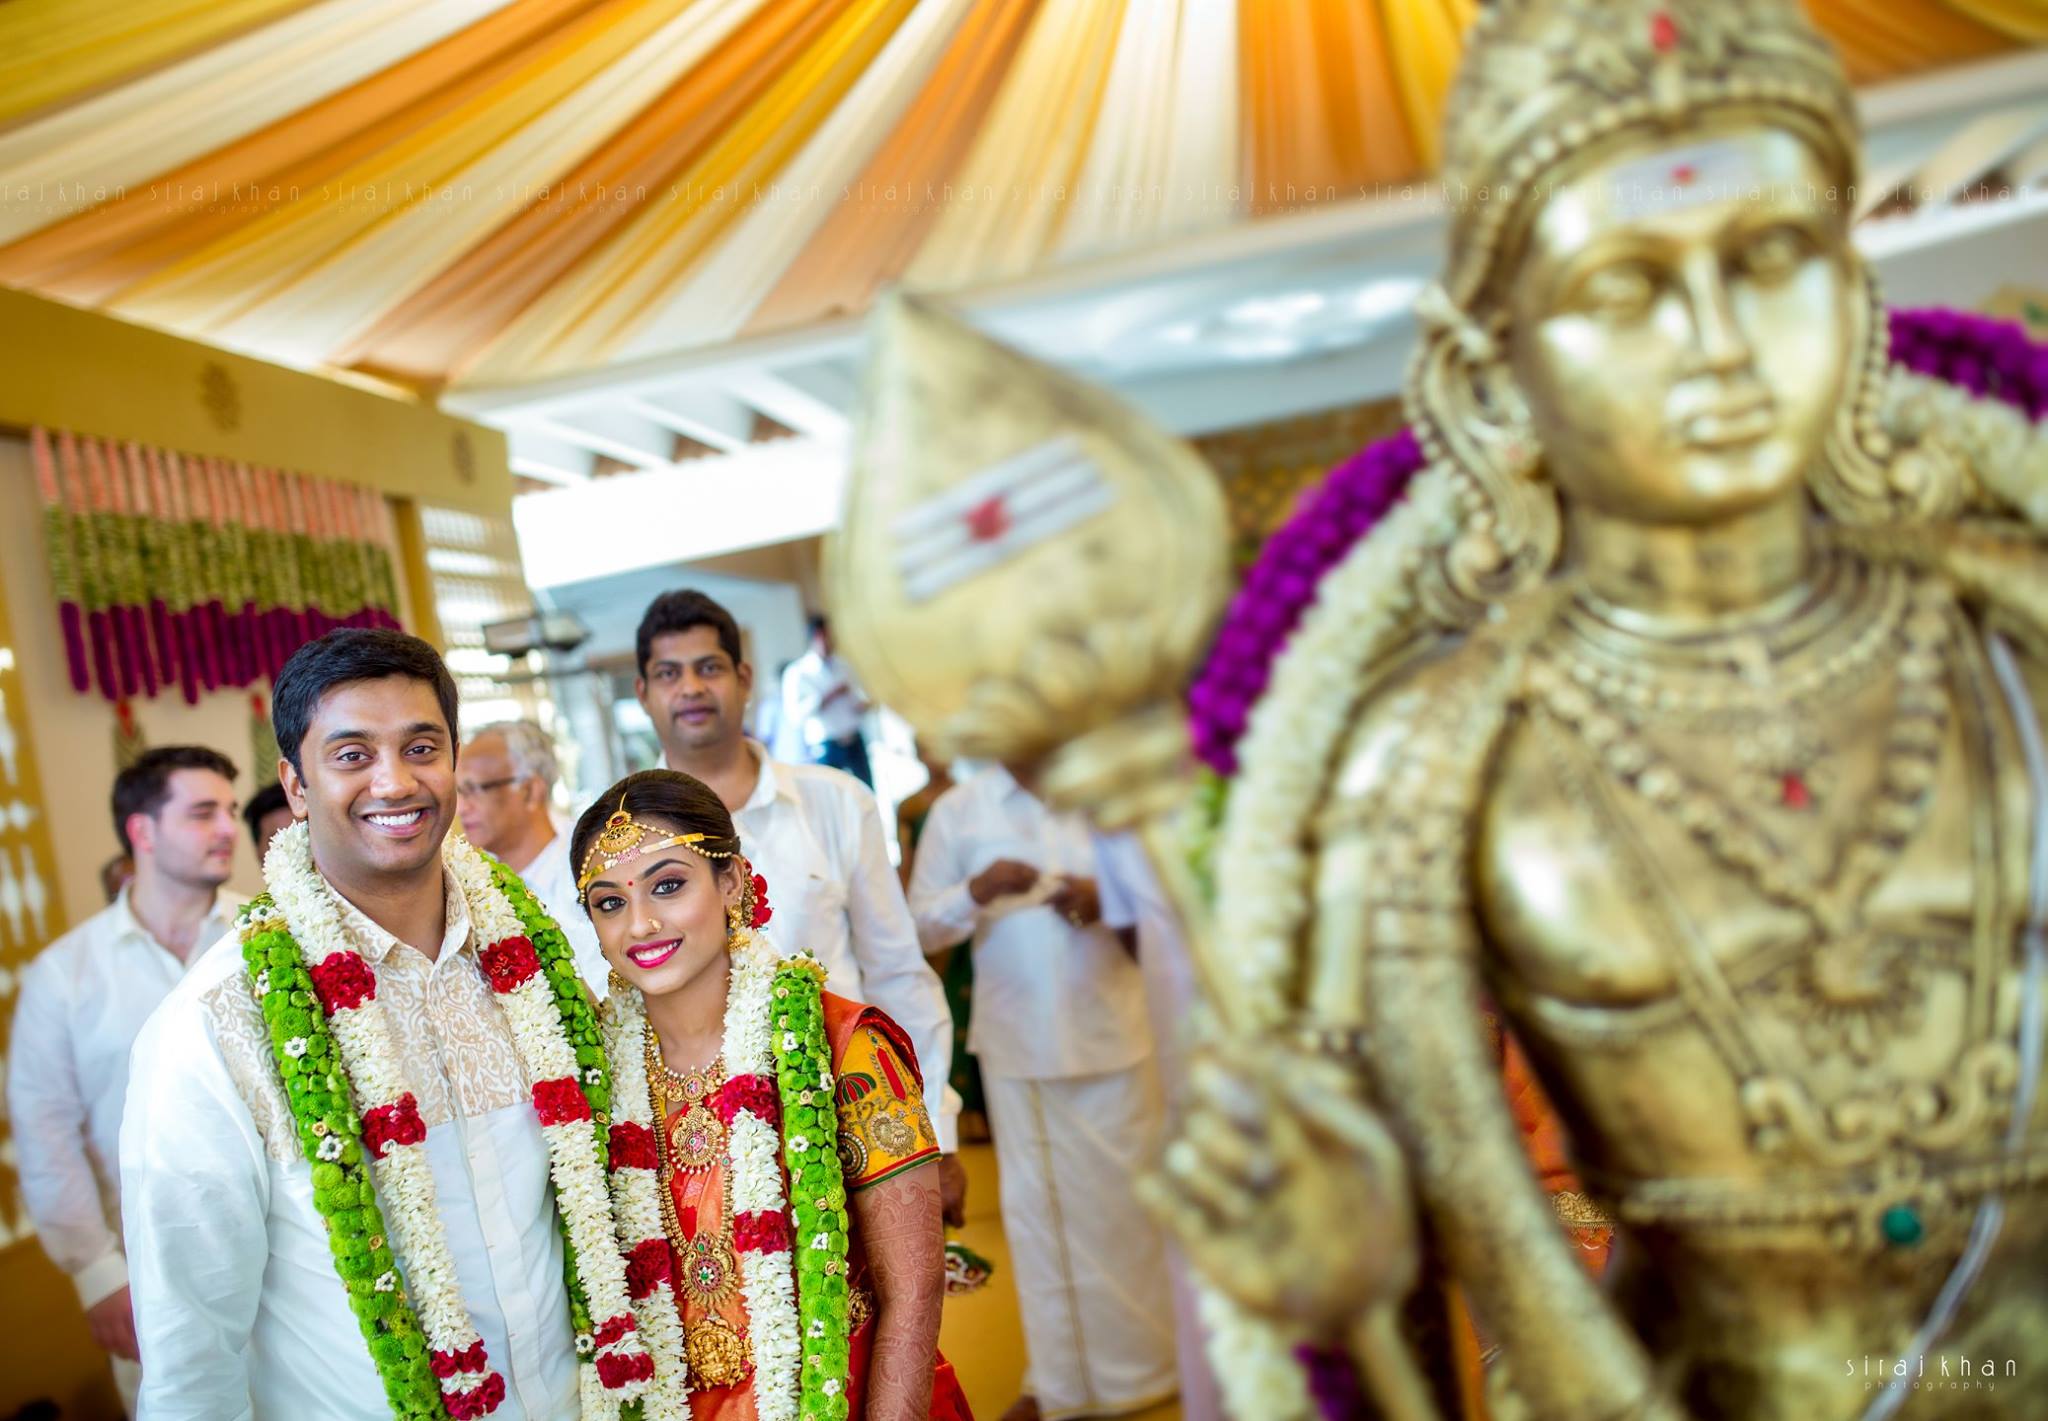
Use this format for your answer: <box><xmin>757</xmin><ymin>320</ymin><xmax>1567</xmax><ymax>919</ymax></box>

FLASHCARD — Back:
<box><xmin>828</xmin><ymin>2</ymin><xmax>2048</xmax><ymax>1417</ymax></box>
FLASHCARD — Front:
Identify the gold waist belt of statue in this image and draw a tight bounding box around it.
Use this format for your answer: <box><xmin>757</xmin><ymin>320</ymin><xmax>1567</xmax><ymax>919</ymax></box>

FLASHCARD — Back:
<box><xmin>1593</xmin><ymin>1139</ymin><xmax>2048</xmax><ymax>1255</ymax></box>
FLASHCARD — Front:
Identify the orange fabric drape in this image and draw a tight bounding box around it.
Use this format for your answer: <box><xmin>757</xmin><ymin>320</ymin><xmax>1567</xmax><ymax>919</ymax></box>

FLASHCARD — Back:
<box><xmin>741</xmin><ymin>0</ymin><xmax>1046</xmax><ymax>337</ymax></box>
<box><xmin>337</xmin><ymin>0</ymin><xmax>851</xmax><ymax>385</ymax></box>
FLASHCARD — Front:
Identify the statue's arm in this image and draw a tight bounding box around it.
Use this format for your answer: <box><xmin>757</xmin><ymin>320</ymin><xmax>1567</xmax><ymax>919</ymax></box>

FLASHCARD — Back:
<box><xmin>1307</xmin><ymin>653</ymin><xmax>1681</xmax><ymax>1421</ymax></box>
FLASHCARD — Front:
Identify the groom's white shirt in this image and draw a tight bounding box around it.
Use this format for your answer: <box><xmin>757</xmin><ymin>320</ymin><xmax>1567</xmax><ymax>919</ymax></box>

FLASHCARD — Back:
<box><xmin>122</xmin><ymin>870</ymin><xmax>581</xmax><ymax>1420</ymax></box>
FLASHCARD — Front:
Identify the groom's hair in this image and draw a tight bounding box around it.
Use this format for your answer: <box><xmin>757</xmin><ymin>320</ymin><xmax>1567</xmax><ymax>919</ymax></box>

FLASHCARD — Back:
<box><xmin>273</xmin><ymin>628</ymin><xmax>460</xmax><ymax>777</ymax></box>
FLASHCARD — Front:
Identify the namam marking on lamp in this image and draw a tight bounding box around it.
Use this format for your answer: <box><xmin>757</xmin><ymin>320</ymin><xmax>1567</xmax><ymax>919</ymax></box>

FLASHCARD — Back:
<box><xmin>891</xmin><ymin>434</ymin><xmax>1118</xmax><ymax>602</ymax></box>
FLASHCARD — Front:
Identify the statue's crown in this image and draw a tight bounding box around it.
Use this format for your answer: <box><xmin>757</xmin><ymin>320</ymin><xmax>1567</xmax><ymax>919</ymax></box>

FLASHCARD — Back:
<box><xmin>1439</xmin><ymin>0</ymin><xmax>1860</xmax><ymax>306</ymax></box>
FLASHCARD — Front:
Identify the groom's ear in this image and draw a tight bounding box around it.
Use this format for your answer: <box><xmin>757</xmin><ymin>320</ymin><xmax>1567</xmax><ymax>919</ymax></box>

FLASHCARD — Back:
<box><xmin>279</xmin><ymin>757</ymin><xmax>309</xmax><ymax>820</ymax></box>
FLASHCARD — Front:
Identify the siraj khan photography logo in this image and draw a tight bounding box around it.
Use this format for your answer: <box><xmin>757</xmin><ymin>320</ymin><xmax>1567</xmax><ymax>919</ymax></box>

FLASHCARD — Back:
<box><xmin>1850</xmin><ymin>1354</ymin><xmax>2018</xmax><ymax>1394</ymax></box>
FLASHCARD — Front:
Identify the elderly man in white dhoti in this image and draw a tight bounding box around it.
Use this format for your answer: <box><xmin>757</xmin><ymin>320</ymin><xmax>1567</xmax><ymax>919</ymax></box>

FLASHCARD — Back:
<box><xmin>909</xmin><ymin>763</ymin><xmax>1178</xmax><ymax>1421</ymax></box>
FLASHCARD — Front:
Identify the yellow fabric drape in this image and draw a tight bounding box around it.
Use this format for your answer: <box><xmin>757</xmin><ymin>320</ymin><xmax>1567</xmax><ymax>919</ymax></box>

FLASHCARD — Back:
<box><xmin>0</xmin><ymin>0</ymin><xmax>2032</xmax><ymax>385</ymax></box>
<box><xmin>209</xmin><ymin>0</ymin><xmax>776</xmax><ymax>367</ymax></box>
<box><xmin>1806</xmin><ymin>0</ymin><xmax>2013</xmax><ymax>80</ymax></box>
<box><xmin>616</xmin><ymin>0</ymin><xmax>984</xmax><ymax>361</ymax></box>
<box><xmin>0</xmin><ymin>0</ymin><xmax>515</xmax><ymax>247</ymax></box>
<box><xmin>0</xmin><ymin>0</ymin><xmax>613</xmax><ymax>300</ymax></box>
<box><xmin>0</xmin><ymin>0</ymin><xmax>316</xmax><ymax>126</ymax></box>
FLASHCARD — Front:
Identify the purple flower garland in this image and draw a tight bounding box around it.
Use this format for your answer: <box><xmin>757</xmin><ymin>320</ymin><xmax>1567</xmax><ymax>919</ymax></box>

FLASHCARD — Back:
<box><xmin>1188</xmin><ymin>307</ymin><xmax>2048</xmax><ymax>781</ymax></box>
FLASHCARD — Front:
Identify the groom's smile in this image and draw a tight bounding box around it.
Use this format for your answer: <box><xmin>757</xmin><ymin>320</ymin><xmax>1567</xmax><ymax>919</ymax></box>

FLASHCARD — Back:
<box><xmin>281</xmin><ymin>673</ymin><xmax>458</xmax><ymax>890</ymax></box>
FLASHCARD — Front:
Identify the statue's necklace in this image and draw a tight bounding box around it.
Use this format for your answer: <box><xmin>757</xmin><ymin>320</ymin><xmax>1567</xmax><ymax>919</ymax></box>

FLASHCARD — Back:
<box><xmin>1531</xmin><ymin>572</ymin><xmax>1952</xmax><ymax>940</ymax></box>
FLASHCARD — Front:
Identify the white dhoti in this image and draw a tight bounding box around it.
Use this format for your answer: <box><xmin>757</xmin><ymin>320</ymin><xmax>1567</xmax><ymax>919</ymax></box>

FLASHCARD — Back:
<box><xmin>983</xmin><ymin>1065</ymin><xmax>1179</xmax><ymax>1420</ymax></box>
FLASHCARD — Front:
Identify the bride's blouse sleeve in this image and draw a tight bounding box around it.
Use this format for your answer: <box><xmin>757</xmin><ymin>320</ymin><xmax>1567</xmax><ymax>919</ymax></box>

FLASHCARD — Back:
<box><xmin>833</xmin><ymin>1025</ymin><xmax>941</xmax><ymax>1190</ymax></box>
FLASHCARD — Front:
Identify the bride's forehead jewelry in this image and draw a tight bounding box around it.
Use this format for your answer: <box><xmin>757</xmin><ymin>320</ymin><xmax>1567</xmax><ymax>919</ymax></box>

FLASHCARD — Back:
<box><xmin>576</xmin><ymin>794</ymin><xmax>738</xmax><ymax>903</ymax></box>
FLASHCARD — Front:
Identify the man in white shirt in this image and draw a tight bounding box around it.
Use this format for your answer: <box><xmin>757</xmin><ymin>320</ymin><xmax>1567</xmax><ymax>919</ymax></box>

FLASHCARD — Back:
<box><xmin>455</xmin><ymin>720</ymin><xmax>607</xmax><ymax>997</ymax></box>
<box><xmin>121</xmin><ymin>629</ymin><xmax>584</xmax><ymax>1420</ymax></box>
<box><xmin>8</xmin><ymin>744</ymin><xmax>245</xmax><ymax>1416</ymax></box>
<box><xmin>779</xmin><ymin>615</ymin><xmax>873</xmax><ymax>786</ymax></box>
<box><xmin>908</xmin><ymin>765</ymin><xmax>1177</xmax><ymax>1421</ymax></box>
<box><xmin>633</xmin><ymin>589</ymin><xmax>966</xmax><ymax>1223</ymax></box>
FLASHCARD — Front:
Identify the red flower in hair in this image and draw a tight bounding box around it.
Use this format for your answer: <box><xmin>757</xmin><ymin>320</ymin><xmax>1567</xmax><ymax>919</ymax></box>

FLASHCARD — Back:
<box><xmin>750</xmin><ymin>873</ymin><xmax>773</xmax><ymax>929</ymax></box>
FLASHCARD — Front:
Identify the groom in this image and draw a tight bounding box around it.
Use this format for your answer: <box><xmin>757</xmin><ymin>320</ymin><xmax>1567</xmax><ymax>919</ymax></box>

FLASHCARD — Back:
<box><xmin>121</xmin><ymin>630</ymin><xmax>584</xmax><ymax>1418</ymax></box>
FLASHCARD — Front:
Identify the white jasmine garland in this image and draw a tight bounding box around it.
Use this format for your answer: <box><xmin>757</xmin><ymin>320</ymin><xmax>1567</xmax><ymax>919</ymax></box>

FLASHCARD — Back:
<box><xmin>1883</xmin><ymin>366</ymin><xmax>2048</xmax><ymax>521</ymax></box>
<box><xmin>447</xmin><ymin>842</ymin><xmax>653</xmax><ymax>1411</ymax></box>
<box><xmin>1204</xmin><ymin>468</ymin><xmax>1461</xmax><ymax>1421</ymax></box>
<box><xmin>1216</xmin><ymin>466</ymin><xmax>1459</xmax><ymax>1028</ymax></box>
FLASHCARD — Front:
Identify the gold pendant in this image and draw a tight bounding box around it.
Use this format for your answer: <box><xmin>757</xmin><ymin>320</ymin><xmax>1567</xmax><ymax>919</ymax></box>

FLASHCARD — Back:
<box><xmin>677</xmin><ymin>1232</ymin><xmax>741</xmax><ymax>1310</ymax></box>
<box><xmin>668</xmin><ymin>1104</ymin><xmax>726</xmax><ymax>1172</ymax></box>
<box><xmin>683</xmin><ymin>1314</ymin><xmax>751</xmax><ymax>1388</ymax></box>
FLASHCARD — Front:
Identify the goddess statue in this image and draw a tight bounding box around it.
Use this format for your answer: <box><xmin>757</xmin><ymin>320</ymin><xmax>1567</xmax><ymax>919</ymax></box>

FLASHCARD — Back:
<box><xmin>827</xmin><ymin>1</ymin><xmax>2048</xmax><ymax>1417</ymax></box>
<box><xmin>1154</xmin><ymin>2</ymin><xmax>2048</xmax><ymax>1414</ymax></box>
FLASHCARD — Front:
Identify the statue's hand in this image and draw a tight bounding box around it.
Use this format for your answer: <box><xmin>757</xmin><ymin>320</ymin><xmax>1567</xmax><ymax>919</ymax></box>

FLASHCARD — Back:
<box><xmin>1142</xmin><ymin>1043</ymin><xmax>1419</xmax><ymax>1336</ymax></box>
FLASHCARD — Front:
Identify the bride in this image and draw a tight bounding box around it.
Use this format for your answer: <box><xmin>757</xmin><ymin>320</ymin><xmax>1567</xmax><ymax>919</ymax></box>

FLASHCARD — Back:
<box><xmin>570</xmin><ymin>769</ymin><xmax>972</xmax><ymax>1421</ymax></box>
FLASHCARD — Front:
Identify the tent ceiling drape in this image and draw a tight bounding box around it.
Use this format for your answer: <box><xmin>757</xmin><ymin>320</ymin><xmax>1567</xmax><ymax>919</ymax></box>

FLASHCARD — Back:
<box><xmin>0</xmin><ymin>0</ymin><xmax>2039</xmax><ymax>391</ymax></box>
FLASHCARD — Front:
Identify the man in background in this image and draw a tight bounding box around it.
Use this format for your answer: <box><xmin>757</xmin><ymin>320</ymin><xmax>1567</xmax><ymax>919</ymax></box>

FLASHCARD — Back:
<box><xmin>635</xmin><ymin>589</ymin><xmax>967</xmax><ymax>1223</ymax></box>
<box><xmin>780</xmin><ymin>614</ymin><xmax>873</xmax><ymax>786</ymax></box>
<box><xmin>241</xmin><ymin>780</ymin><xmax>295</xmax><ymax>865</ymax></box>
<box><xmin>909</xmin><ymin>764</ymin><xmax>1177</xmax><ymax>1421</ymax></box>
<box><xmin>8</xmin><ymin>746</ymin><xmax>245</xmax><ymax>1416</ymax></box>
<box><xmin>456</xmin><ymin>719</ymin><xmax>607</xmax><ymax>997</ymax></box>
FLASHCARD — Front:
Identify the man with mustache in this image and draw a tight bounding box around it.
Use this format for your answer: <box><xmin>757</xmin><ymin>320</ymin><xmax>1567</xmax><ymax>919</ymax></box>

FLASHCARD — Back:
<box><xmin>9</xmin><ymin>745</ymin><xmax>244</xmax><ymax>1416</ymax></box>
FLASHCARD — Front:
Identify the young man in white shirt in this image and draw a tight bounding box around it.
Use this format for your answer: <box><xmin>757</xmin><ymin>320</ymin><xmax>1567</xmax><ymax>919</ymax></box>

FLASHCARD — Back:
<box><xmin>121</xmin><ymin>630</ymin><xmax>585</xmax><ymax>1420</ymax></box>
<box><xmin>908</xmin><ymin>765</ymin><xmax>1178</xmax><ymax>1421</ymax></box>
<box><xmin>8</xmin><ymin>745</ymin><xmax>245</xmax><ymax>1416</ymax></box>
<box><xmin>633</xmin><ymin>589</ymin><xmax>967</xmax><ymax>1223</ymax></box>
<box><xmin>455</xmin><ymin>719</ymin><xmax>608</xmax><ymax>997</ymax></box>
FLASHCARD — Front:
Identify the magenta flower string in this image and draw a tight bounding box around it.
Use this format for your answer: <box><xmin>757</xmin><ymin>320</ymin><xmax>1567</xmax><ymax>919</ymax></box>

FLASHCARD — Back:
<box><xmin>1189</xmin><ymin>307</ymin><xmax>2048</xmax><ymax>779</ymax></box>
<box><xmin>1186</xmin><ymin>428</ymin><xmax>1424</xmax><ymax>775</ymax></box>
<box><xmin>1889</xmin><ymin>306</ymin><xmax>2048</xmax><ymax>419</ymax></box>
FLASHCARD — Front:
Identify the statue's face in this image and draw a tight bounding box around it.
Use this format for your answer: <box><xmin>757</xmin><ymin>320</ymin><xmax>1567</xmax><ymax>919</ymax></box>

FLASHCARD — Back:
<box><xmin>1505</xmin><ymin>126</ymin><xmax>1851</xmax><ymax>527</ymax></box>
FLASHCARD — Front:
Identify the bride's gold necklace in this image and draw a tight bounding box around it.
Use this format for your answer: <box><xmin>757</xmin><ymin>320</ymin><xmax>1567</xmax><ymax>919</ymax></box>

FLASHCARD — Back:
<box><xmin>644</xmin><ymin>1030</ymin><xmax>751</xmax><ymax>1387</ymax></box>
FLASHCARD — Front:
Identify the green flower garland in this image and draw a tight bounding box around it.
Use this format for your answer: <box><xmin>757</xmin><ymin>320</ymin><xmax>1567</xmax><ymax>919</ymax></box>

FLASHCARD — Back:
<box><xmin>770</xmin><ymin>959</ymin><xmax>854</xmax><ymax>1421</ymax></box>
<box><xmin>239</xmin><ymin>901</ymin><xmax>450</xmax><ymax>1420</ymax></box>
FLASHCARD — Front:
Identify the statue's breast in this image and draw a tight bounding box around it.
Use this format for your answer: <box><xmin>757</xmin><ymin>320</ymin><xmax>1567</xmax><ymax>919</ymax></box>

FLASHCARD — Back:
<box><xmin>1469</xmin><ymin>620</ymin><xmax>2048</xmax><ymax>1199</ymax></box>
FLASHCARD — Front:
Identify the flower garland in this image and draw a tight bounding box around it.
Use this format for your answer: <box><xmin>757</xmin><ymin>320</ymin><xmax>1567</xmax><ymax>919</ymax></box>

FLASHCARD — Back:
<box><xmin>32</xmin><ymin>428</ymin><xmax>402</xmax><ymax>704</ymax></box>
<box><xmin>241</xmin><ymin>822</ymin><xmax>652</xmax><ymax>1419</ymax></box>
<box><xmin>599</xmin><ymin>927</ymin><xmax>853</xmax><ymax>1421</ymax></box>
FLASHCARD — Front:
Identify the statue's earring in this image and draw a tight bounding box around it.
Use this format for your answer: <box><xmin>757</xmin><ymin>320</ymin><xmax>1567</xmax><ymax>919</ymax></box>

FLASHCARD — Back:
<box><xmin>1408</xmin><ymin>290</ymin><xmax>1558</xmax><ymax>608</ymax></box>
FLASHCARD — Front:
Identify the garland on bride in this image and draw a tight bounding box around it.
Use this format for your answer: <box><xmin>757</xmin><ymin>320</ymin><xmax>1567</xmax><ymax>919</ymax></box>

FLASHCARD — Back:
<box><xmin>598</xmin><ymin>892</ymin><xmax>858</xmax><ymax>1421</ymax></box>
<box><xmin>240</xmin><ymin>821</ymin><xmax>652</xmax><ymax>1420</ymax></box>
